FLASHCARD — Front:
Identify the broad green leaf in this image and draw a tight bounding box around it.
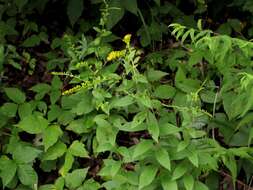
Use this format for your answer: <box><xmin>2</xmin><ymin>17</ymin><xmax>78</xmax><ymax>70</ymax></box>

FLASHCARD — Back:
<box><xmin>4</xmin><ymin>88</ymin><xmax>26</xmax><ymax>104</ymax></box>
<box><xmin>18</xmin><ymin>102</ymin><xmax>32</xmax><ymax>119</ymax></box>
<box><xmin>71</xmin><ymin>94</ymin><xmax>94</xmax><ymax>115</ymax></box>
<box><xmin>195</xmin><ymin>181</ymin><xmax>209</xmax><ymax>190</ymax></box>
<box><xmin>18</xmin><ymin>164</ymin><xmax>38</xmax><ymax>186</ymax></box>
<box><xmin>98</xmin><ymin>159</ymin><xmax>121</xmax><ymax>178</ymax></box>
<box><xmin>147</xmin><ymin>69</ymin><xmax>168</xmax><ymax>82</ymax></box>
<box><xmin>69</xmin><ymin>140</ymin><xmax>89</xmax><ymax>157</ymax></box>
<box><xmin>0</xmin><ymin>103</ymin><xmax>18</xmax><ymax>117</ymax></box>
<box><xmin>39</xmin><ymin>184</ymin><xmax>55</xmax><ymax>190</ymax></box>
<box><xmin>155</xmin><ymin>148</ymin><xmax>171</xmax><ymax>171</ymax></box>
<box><xmin>139</xmin><ymin>165</ymin><xmax>158</xmax><ymax>190</ymax></box>
<box><xmin>111</xmin><ymin>96</ymin><xmax>135</xmax><ymax>108</ymax></box>
<box><xmin>15</xmin><ymin>0</ymin><xmax>28</xmax><ymax>11</ymax></box>
<box><xmin>122</xmin><ymin>0</ymin><xmax>138</xmax><ymax>15</ymax></box>
<box><xmin>43</xmin><ymin>125</ymin><xmax>63</xmax><ymax>151</ymax></box>
<box><xmin>106</xmin><ymin>0</ymin><xmax>125</xmax><ymax>29</ymax></box>
<box><xmin>154</xmin><ymin>85</ymin><xmax>176</xmax><ymax>99</ymax></box>
<box><xmin>161</xmin><ymin>177</ymin><xmax>178</xmax><ymax>190</ymax></box>
<box><xmin>0</xmin><ymin>156</ymin><xmax>17</xmax><ymax>187</ymax></box>
<box><xmin>67</xmin><ymin>0</ymin><xmax>84</xmax><ymax>26</ymax></box>
<box><xmin>223</xmin><ymin>156</ymin><xmax>237</xmax><ymax>186</ymax></box>
<box><xmin>18</xmin><ymin>114</ymin><xmax>48</xmax><ymax>134</ymax></box>
<box><xmin>132</xmin><ymin>140</ymin><xmax>153</xmax><ymax>159</ymax></box>
<box><xmin>54</xmin><ymin>177</ymin><xmax>64</xmax><ymax>190</ymax></box>
<box><xmin>30</xmin><ymin>83</ymin><xmax>51</xmax><ymax>100</ymax></box>
<box><xmin>13</xmin><ymin>145</ymin><xmax>41</xmax><ymax>163</ymax></box>
<box><xmin>22</xmin><ymin>35</ymin><xmax>41</xmax><ymax>47</ymax></box>
<box><xmin>172</xmin><ymin>162</ymin><xmax>188</xmax><ymax>180</ymax></box>
<box><xmin>147</xmin><ymin>111</ymin><xmax>159</xmax><ymax>142</ymax></box>
<box><xmin>59</xmin><ymin>152</ymin><xmax>74</xmax><ymax>177</ymax></box>
<box><xmin>42</xmin><ymin>141</ymin><xmax>67</xmax><ymax>161</ymax></box>
<box><xmin>183</xmin><ymin>175</ymin><xmax>194</xmax><ymax>190</ymax></box>
<box><xmin>188</xmin><ymin>151</ymin><xmax>199</xmax><ymax>167</ymax></box>
<box><xmin>65</xmin><ymin>168</ymin><xmax>88</xmax><ymax>189</ymax></box>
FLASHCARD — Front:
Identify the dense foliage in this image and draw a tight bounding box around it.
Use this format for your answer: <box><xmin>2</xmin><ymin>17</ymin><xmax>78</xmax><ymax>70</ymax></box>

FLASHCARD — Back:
<box><xmin>1</xmin><ymin>0</ymin><xmax>253</xmax><ymax>189</ymax></box>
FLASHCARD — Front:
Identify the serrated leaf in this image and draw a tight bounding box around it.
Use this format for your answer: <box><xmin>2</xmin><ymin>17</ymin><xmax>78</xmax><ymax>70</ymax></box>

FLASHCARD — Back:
<box><xmin>69</xmin><ymin>140</ymin><xmax>89</xmax><ymax>158</ymax></box>
<box><xmin>172</xmin><ymin>162</ymin><xmax>188</xmax><ymax>180</ymax></box>
<box><xmin>98</xmin><ymin>159</ymin><xmax>121</xmax><ymax>178</ymax></box>
<box><xmin>18</xmin><ymin>164</ymin><xmax>38</xmax><ymax>186</ymax></box>
<box><xmin>155</xmin><ymin>148</ymin><xmax>171</xmax><ymax>171</ymax></box>
<box><xmin>18</xmin><ymin>114</ymin><xmax>49</xmax><ymax>134</ymax></box>
<box><xmin>67</xmin><ymin>0</ymin><xmax>84</xmax><ymax>26</ymax></box>
<box><xmin>65</xmin><ymin>168</ymin><xmax>88</xmax><ymax>189</ymax></box>
<box><xmin>154</xmin><ymin>85</ymin><xmax>176</xmax><ymax>99</ymax></box>
<box><xmin>13</xmin><ymin>145</ymin><xmax>41</xmax><ymax>164</ymax></box>
<box><xmin>59</xmin><ymin>152</ymin><xmax>74</xmax><ymax>177</ymax></box>
<box><xmin>133</xmin><ymin>140</ymin><xmax>153</xmax><ymax>159</ymax></box>
<box><xmin>183</xmin><ymin>175</ymin><xmax>194</xmax><ymax>190</ymax></box>
<box><xmin>4</xmin><ymin>88</ymin><xmax>26</xmax><ymax>104</ymax></box>
<box><xmin>43</xmin><ymin>125</ymin><xmax>63</xmax><ymax>151</ymax></box>
<box><xmin>147</xmin><ymin>111</ymin><xmax>159</xmax><ymax>142</ymax></box>
<box><xmin>0</xmin><ymin>156</ymin><xmax>17</xmax><ymax>187</ymax></box>
<box><xmin>42</xmin><ymin>141</ymin><xmax>67</xmax><ymax>161</ymax></box>
<box><xmin>139</xmin><ymin>165</ymin><xmax>158</xmax><ymax>190</ymax></box>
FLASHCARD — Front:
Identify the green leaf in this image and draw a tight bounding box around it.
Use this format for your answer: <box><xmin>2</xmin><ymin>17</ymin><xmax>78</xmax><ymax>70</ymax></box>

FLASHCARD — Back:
<box><xmin>0</xmin><ymin>103</ymin><xmax>18</xmax><ymax>117</ymax></box>
<box><xmin>138</xmin><ymin>165</ymin><xmax>158</xmax><ymax>190</ymax></box>
<box><xmin>183</xmin><ymin>175</ymin><xmax>194</xmax><ymax>190</ymax></box>
<box><xmin>111</xmin><ymin>95</ymin><xmax>135</xmax><ymax>108</ymax></box>
<box><xmin>133</xmin><ymin>140</ymin><xmax>153</xmax><ymax>159</ymax></box>
<box><xmin>98</xmin><ymin>159</ymin><xmax>121</xmax><ymax>178</ymax></box>
<box><xmin>18</xmin><ymin>103</ymin><xmax>32</xmax><ymax>119</ymax></box>
<box><xmin>13</xmin><ymin>145</ymin><xmax>41</xmax><ymax>164</ymax></box>
<box><xmin>0</xmin><ymin>156</ymin><xmax>17</xmax><ymax>187</ymax></box>
<box><xmin>67</xmin><ymin>0</ymin><xmax>84</xmax><ymax>26</ymax></box>
<box><xmin>65</xmin><ymin>168</ymin><xmax>88</xmax><ymax>189</ymax></box>
<box><xmin>69</xmin><ymin>140</ymin><xmax>89</xmax><ymax>158</ymax></box>
<box><xmin>147</xmin><ymin>68</ymin><xmax>168</xmax><ymax>82</ymax></box>
<box><xmin>43</xmin><ymin>125</ymin><xmax>63</xmax><ymax>151</ymax></box>
<box><xmin>18</xmin><ymin>114</ymin><xmax>49</xmax><ymax>134</ymax></box>
<box><xmin>223</xmin><ymin>156</ymin><xmax>237</xmax><ymax>186</ymax></box>
<box><xmin>122</xmin><ymin>0</ymin><xmax>138</xmax><ymax>15</ymax></box>
<box><xmin>155</xmin><ymin>148</ymin><xmax>171</xmax><ymax>171</ymax></box>
<box><xmin>59</xmin><ymin>152</ymin><xmax>74</xmax><ymax>177</ymax></box>
<box><xmin>14</xmin><ymin>0</ymin><xmax>28</xmax><ymax>11</ymax></box>
<box><xmin>18</xmin><ymin>164</ymin><xmax>38</xmax><ymax>186</ymax></box>
<box><xmin>154</xmin><ymin>85</ymin><xmax>176</xmax><ymax>99</ymax></box>
<box><xmin>4</xmin><ymin>88</ymin><xmax>26</xmax><ymax>104</ymax></box>
<box><xmin>161</xmin><ymin>178</ymin><xmax>178</xmax><ymax>190</ymax></box>
<box><xmin>172</xmin><ymin>162</ymin><xmax>188</xmax><ymax>180</ymax></box>
<box><xmin>147</xmin><ymin>111</ymin><xmax>159</xmax><ymax>142</ymax></box>
<box><xmin>106</xmin><ymin>0</ymin><xmax>125</xmax><ymax>29</ymax></box>
<box><xmin>188</xmin><ymin>151</ymin><xmax>199</xmax><ymax>167</ymax></box>
<box><xmin>42</xmin><ymin>141</ymin><xmax>67</xmax><ymax>161</ymax></box>
<box><xmin>22</xmin><ymin>35</ymin><xmax>41</xmax><ymax>47</ymax></box>
<box><xmin>195</xmin><ymin>181</ymin><xmax>209</xmax><ymax>190</ymax></box>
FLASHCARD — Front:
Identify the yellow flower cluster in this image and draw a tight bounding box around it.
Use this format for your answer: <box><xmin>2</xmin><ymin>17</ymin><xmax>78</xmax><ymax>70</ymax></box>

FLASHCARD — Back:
<box><xmin>106</xmin><ymin>50</ymin><xmax>125</xmax><ymax>61</ymax></box>
<box><xmin>123</xmin><ymin>34</ymin><xmax>132</xmax><ymax>45</ymax></box>
<box><xmin>62</xmin><ymin>82</ymin><xmax>89</xmax><ymax>95</ymax></box>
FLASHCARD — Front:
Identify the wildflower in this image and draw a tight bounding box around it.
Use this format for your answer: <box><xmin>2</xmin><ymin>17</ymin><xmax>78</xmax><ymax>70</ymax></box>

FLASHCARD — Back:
<box><xmin>62</xmin><ymin>85</ymin><xmax>82</xmax><ymax>95</ymax></box>
<box><xmin>123</xmin><ymin>34</ymin><xmax>132</xmax><ymax>45</ymax></box>
<box><xmin>106</xmin><ymin>50</ymin><xmax>125</xmax><ymax>61</ymax></box>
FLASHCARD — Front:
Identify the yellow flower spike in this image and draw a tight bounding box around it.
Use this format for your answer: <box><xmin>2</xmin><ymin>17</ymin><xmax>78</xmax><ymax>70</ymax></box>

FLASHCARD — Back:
<box><xmin>106</xmin><ymin>50</ymin><xmax>125</xmax><ymax>61</ymax></box>
<box><xmin>123</xmin><ymin>34</ymin><xmax>132</xmax><ymax>45</ymax></box>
